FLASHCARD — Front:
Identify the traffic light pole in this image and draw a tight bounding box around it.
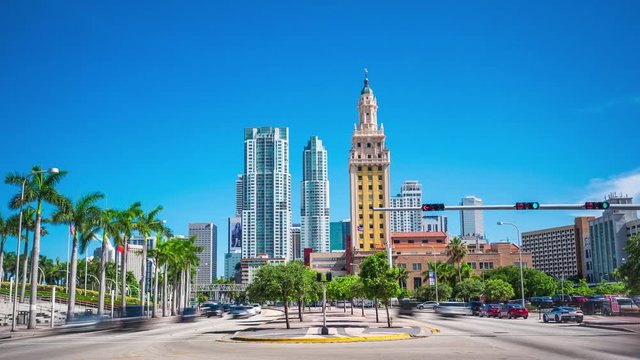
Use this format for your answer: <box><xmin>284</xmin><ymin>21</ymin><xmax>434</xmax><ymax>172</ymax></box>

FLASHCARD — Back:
<box><xmin>374</xmin><ymin>204</ymin><xmax>640</xmax><ymax>211</ymax></box>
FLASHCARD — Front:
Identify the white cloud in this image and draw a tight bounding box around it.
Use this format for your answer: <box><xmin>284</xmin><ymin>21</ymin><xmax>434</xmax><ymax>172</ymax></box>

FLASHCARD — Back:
<box><xmin>581</xmin><ymin>169</ymin><xmax>640</xmax><ymax>203</ymax></box>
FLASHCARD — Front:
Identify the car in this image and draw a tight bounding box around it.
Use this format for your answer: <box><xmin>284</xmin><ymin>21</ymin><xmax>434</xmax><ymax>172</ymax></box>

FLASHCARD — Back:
<box><xmin>335</xmin><ymin>300</ymin><xmax>353</xmax><ymax>309</ymax></box>
<box><xmin>552</xmin><ymin>294</ymin><xmax>572</xmax><ymax>305</ymax></box>
<box><xmin>417</xmin><ymin>301</ymin><xmax>438</xmax><ymax>310</ymax></box>
<box><xmin>508</xmin><ymin>299</ymin><xmax>531</xmax><ymax>306</ymax></box>
<box><xmin>499</xmin><ymin>304</ymin><xmax>529</xmax><ymax>319</ymax></box>
<box><xmin>531</xmin><ymin>296</ymin><xmax>554</xmax><ymax>308</ymax></box>
<box><xmin>251</xmin><ymin>303</ymin><xmax>262</xmax><ymax>314</ymax></box>
<box><xmin>181</xmin><ymin>307</ymin><xmax>199</xmax><ymax>322</ymax></box>
<box><xmin>434</xmin><ymin>302</ymin><xmax>472</xmax><ymax>317</ymax></box>
<box><xmin>479</xmin><ymin>304</ymin><xmax>501</xmax><ymax>317</ymax></box>
<box><xmin>468</xmin><ymin>301</ymin><xmax>484</xmax><ymax>316</ymax></box>
<box><xmin>571</xmin><ymin>296</ymin><xmax>588</xmax><ymax>307</ymax></box>
<box><xmin>202</xmin><ymin>304</ymin><xmax>223</xmax><ymax>317</ymax></box>
<box><xmin>543</xmin><ymin>307</ymin><xmax>584</xmax><ymax>323</ymax></box>
<box><xmin>615</xmin><ymin>297</ymin><xmax>640</xmax><ymax>314</ymax></box>
<box><xmin>230</xmin><ymin>305</ymin><xmax>256</xmax><ymax>318</ymax></box>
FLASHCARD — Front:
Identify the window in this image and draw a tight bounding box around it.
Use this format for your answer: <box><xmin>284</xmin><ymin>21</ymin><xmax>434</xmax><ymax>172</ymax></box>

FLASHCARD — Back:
<box><xmin>368</xmin><ymin>185</ymin><xmax>373</xmax><ymax>190</ymax></box>
<box><xmin>369</xmin><ymin>234</ymin><xmax>374</xmax><ymax>239</ymax></box>
<box><xmin>357</xmin><ymin>143</ymin><xmax>361</xmax><ymax>147</ymax></box>
<box><xmin>378</xmin><ymin>176</ymin><xmax>383</xmax><ymax>180</ymax></box>
<box><xmin>379</xmin><ymin>224</ymin><xmax>384</xmax><ymax>229</ymax></box>
<box><xmin>408</xmin><ymin>240</ymin><xmax>414</xmax><ymax>244</ymax></box>
<box><xmin>359</xmin><ymin>214</ymin><xmax>363</xmax><ymax>219</ymax></box>
<box><xmin>412</xmin><ymin>263</ymin><xmax>422</xmax><ymax>271</ymax></box>
<box><xmin>422</xmin><ymin>240</ymin><xmax>429</xmax><ymax>243</ymax></box>
<box><xmin>359</xmin><ymin>243</ymin><xmax>364</xmax><ymax>248</ymax></box>
<box><xmin>359</xmin><ymin>204</ymin><xmax>363</xmax><ymax>209</ymax></box>
<box><xmin>393</xmin><ymin>239</ymin><xmax>400</xmax><ymax>244</ymax></box>
<box><xmin>380</xmin><ymin>233</ymin><xmax>384</xmax><ymax>239</ymax></box>
<box><xmin>413</xmin><ymin>277</ymin><xmax>422</xmax><ymax>289</ymax></box>
<box><xmin>379</xmin><ymin>195</ymin><xmax>383</xmax><ymax>199</ymax></box>
<box><xmin>369</xmin><ymin>214</ymin><xmax>373</xmax><ymax>219</ymax></box>
<box><xmin>379</xmin><ymin>214</ymin><xmax>384</xmax><ymax>219</ymax></box>
<box><xmin>378</xmin><ymin>185</ymin><xmax>383</xmax><ymax>190</ymax></box>
<box><xmin>358</xmin><ymin>166</ymin><xmax>362</xmax><ymax>171</ymax></box>
<box><xmin>358</xmin><ymin>185</ymin><xmax>362</xmax><ymax>190</ymax></box>
<box><xmin>358</xmin><ymin>176</ymin><xmax>362</xmax><ymax>180</ymax></box>
<box><xmin>369</xmin><ymin>243</ymin><xmax>374</xmax><ymax>249</ymax></box>
<box><xmin>397</xmin><ymin>263</ymin><xmax>406</xmax><ymax>268</ymax></box>
<box><xmin>367</xmin><ymin>143</ymin><xmax>371</xmax><ymax>148</ymax></box>
<box><xmin>368</xmin><ymin>166</ymin><xmax>372</xmax><ymax>171</ymax></box>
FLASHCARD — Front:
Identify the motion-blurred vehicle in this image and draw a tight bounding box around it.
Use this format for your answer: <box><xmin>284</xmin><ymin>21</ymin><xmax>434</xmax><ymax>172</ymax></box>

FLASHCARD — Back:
<box><xmin>181</xmin><ymin>307</ymin><xmax>199</xmax><ymax>322</ymax></box>
<box><xmin>499</xmin><ymin>304</ymin><xmax>529</xmax><ymax>319</ymax></box>
<box><xmin>434</xmin><ymin>302</ymin><xmax>472</xmax><ymax>317</ymax></box>
<box><xmin>417</xmin><ymin>301</ymin><xmax>438</xmax><ymax>310</ymax></box>
<box><xmin>615</xmin><ymin>297</ymin><xmax>640</xmax><ymax>314</ymax></box>
<box><xmin>251</xmin><ymin>303</ymin><xmax>262</xmax><ymax>314</ymax></box>
<box><xmin>202</xmin><ymin>304</ymin><xmax>223</xmax><ymax>317</ymax></box>
<box><xmin>543</xmin><ymin>307</ymin><xmax>583</xmax><ymax>323</ymax></box>
<box><xmin>468</xmin><ymin>301</ymin><xmax>484</xmax><ymax>316</ymax></box>
<box><xmin>479</xmin><ymin>304</ymin><xmax>501</xmax><ymax>317</ymax></box>
<box><xmin>552</xmin><ymin>295</ymin><xmax>572</xmax><ymax>305</ymax></box>
<box><xmin>62</xmin><ymin>314</ymin><xmax>110</xmax><ymax>332</ymax></box>
<box><xmin>570</xmin><ymin>296</ymin><xmax>588</xmax><ymax>307</ymax></box>
<box><xmin>231</xmin><ymin>305</ymin><xmax>256</xmax><ymax>318</ymax></box>
<box><xmin>398</xmin><ymin>299</ymin><xmax>417</xmax><ymax>316</ymax></box>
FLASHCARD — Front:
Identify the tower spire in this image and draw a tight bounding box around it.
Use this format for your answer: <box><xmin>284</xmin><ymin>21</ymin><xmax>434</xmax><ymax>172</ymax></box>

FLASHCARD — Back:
<box><xmin>361</xmin><ymin>67</ymin><xmax>372</xmax><ymax>95</ymax></box>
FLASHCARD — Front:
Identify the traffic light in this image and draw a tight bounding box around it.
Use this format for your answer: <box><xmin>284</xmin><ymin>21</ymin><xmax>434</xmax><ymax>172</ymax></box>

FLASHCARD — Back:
<box><xmin>422</xmin><ymin>203</ymin><xmax>445</xmax><ymax>211</ymax></box>
<box><xmin>515</xmin><ymin>202</ymin><xmax>540</xmax><ymax>210</ymax></box>
<box><xmin>326</xmin><ymin>272</ymin><xmax>332</xmax><ymax>282</ymax></box>
<box><xmin>584</xmin><ymin>201</ymin><xmax>610</xmax><ymax>210</ymax></box>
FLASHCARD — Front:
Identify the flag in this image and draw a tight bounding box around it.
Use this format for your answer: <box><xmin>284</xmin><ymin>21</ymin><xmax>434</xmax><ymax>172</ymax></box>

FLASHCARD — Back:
<box><xmin>69</xmin><ymin>224</ymin><xmax>75</xmax><ymax>236</ymax></box>
<box><xmin>116</xmin><ymin>245</ymin><xmax>124</xmax><ymax>253</ymax></box>
<box><xmin>357</xmin><ymin>225</ymin><xmax>364</xmax><ymax>232</ymax></box>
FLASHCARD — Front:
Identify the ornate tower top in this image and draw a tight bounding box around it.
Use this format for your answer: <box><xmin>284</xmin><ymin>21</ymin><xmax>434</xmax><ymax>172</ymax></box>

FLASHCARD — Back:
<box><xmin>361</xmin><ymin>68</ymin><xmax>373</xmax><ymax>95</ymax></box>
<box><xmin>357</xmin><ymin>68</ymin><xmax>379</xmax><ymax>132</ymax></box>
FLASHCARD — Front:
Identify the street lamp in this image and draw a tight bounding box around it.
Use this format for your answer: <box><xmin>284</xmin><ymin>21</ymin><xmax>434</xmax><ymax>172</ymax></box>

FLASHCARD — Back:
<box><xmin>11</xmin><ymin>167</ymin><xmax>58</xmax><ymax>332</ymax></box>
<box><xmin>497</xmin><ymin>221</ymin><xmax>525</xmax><ymax>307</ymax></box>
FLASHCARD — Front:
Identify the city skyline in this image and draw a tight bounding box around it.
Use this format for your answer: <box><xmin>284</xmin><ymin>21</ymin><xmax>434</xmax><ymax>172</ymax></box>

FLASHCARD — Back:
<box><xmin>1</xmin><ymin>1</ymin><xmax>639</xmax><ymax>278</ymax></box>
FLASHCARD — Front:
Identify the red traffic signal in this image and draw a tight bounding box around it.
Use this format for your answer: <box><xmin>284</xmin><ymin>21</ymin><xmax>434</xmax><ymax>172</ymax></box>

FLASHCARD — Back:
<box><xmin>515</xmin><ymin>202</ymin><xmax>540</xmax><ymax>210</ymax></box>
<box><xmin>584</xmin><ymin>201</ymin><xmax>610</xmax><ymax>210</ymax></box>
<box><xmin>422</xmin><ymin>203</ymin><xmax>445</xmax><ymax>211</ymax></box>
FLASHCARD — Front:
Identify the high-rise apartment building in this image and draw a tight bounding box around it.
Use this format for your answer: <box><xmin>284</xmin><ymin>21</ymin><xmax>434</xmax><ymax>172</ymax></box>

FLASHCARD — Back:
<box><xmin>292</xmin><ymin>223</ymin><xmax>301</xmax><ymax>260</ymax></box>
<box><xmin>301</xmin><ymin>136</ymin><xmax>330</xmax><ymax>254</ymax></box>
<box><xmin>189</xmin><ymin>223</ymin><xmax>217</xmax><ymax>284</ymax></box>
<box><xmin>235</xmin><ymin>174</ymin><xmax>243</xmax><ymax>216</ymax></box>
<box><xmin>460</xmin><ymin>195</ymin><xmax>484</xmax><ymax>238</ymax></box>
<box><xmin>421</xmin><ymin>215</ymin><xmax>448</xmax><ymax>233</ymax></box>
<box><xmin>330</xmin><ymin>220</ymin><xmax>351</xmax><ymax>251</ymax></box>
<box><xmin>127</xmin><ymin>236</ymin><xmax>155</xmax><ymax>292</ymax></box>
<box><xmin>348</xmin><ymin>72</ymin><xmax>391</xmax><ymax>260</ymax></box>
<box><xmin>224</xmin><ymin>250</ymin><xmax>242</xmax><ymax>282</ymax></box>
<box><xmin>390</xmin><ymin>180</ymin><xmax>422</xmax><ymax>232</ymax></box>
<box><xmin>589</xmin><ymin>194</ymin><xmax>637</xmax><ymax>282</ymax></box>
<box><xmin>242</xmin><ymin>127</ymin><xmax>292</xmax><ymax>261</ymax></box>
<box><xmin>522</xmin><ymin>217</ymin><xmax>594</xmax><ymax>279</ymax></box>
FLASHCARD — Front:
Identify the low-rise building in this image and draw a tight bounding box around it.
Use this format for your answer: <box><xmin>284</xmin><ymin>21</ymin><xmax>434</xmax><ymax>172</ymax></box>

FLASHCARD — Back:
<box><xmin>308</xmin><ymin>251</ymin><xmax>347</xmax><ymax>276</ymax></box>
<box><xmin>240</xmin><ymin>255</ymin><xmax>287</xmax><ymax>284</ymax></box>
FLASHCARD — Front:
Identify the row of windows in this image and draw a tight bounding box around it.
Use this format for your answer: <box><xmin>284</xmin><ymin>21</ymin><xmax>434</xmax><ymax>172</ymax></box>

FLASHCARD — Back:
<box><xmin>356</xmin><ymin>142</ymin><xmax>382</xmax><ymax>148</ymax></box>
<box><xmin>357</xmin><ymin>166</ymin><xmax>384</xmax><ymax>172</ymax></box>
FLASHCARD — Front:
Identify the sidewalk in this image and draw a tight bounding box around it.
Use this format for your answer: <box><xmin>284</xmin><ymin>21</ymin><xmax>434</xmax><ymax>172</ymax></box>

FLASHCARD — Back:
<box><xmin>226</xmin><ymin>307</ymin><xmax>435</xmax><ymax>343</ymax></box>
<box><xmin>581</xmin><ymin>315</ymin><xmax>640</xmax><ymax>333</ymax></box>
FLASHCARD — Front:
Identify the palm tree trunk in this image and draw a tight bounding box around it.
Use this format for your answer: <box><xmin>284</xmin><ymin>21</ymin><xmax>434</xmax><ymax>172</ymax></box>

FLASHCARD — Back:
<box><xmin>171</xmin><ymin>277</ymin><xmax>178</xmax><ymax>316</ymax></box>
<box><xmin>67</xmin><ymin>231</ymin><xmax>79</xmax><ymax>322</ymax></box>
<box><xmin>19</xmin><ymin>229</ymin><xmax>29</xmax><ymax>302</ymax></box>
<box><xmin>97</xmin><ymin>233</ymin><xmax>108</xmax><ymax>315</ymax></box>
<box><xmin>298</xmin><ymin>297</ymin><xmax>303</xmax><ymax>322</ymax></box>
<box><xmin>361</xmin><ymin>298</ymin><xmax>365</xmax><ymax>317</ymax></box>
<box><xmin>162</xmin><ymin>266</ymin><xmax>168</xmax><ymax>317</ymax></box>
<box><xmin>152</xmin><ymin>261</ymin><xmax>158</xmax><ymax>318</ymax></box>
<box><xmin>140</xmin><ymin>236</ymin><xmax>147</xmax><ymax>316</ymax></box>
<box><xmin>28</xmin><ymin>205</ymin><xmax>43</xmax><ymax>329</ymax></box>
<box><xmin>351</xmin><ymin>298</ymin><xmax>354</xmax><ymax>315</ymax></box>
<box><xmin>120</xmin><ymin>243</ymin><xmax>128</xmax><ymax>311</ymax></box>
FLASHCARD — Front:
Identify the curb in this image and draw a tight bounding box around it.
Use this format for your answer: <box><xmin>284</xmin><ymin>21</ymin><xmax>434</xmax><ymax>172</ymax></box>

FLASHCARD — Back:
<box><xmin>397</xmin><ymin>316</ymin><xmax>441</xmax><ymax>334</ymax></box>
<box><xmin>580</xmin><ymin>323</ymin><xmax>637</xmax><ymax>333</ymax></box>
<box><xmin>229</xmin><ymin>333</ymin><xmax>413</xmax><ymax>343</ymax></box>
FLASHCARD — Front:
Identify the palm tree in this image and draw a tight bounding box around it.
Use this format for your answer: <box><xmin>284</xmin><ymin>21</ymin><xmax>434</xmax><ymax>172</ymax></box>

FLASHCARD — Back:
<box><xmin>116</xmin><ymin>203</ymin><xmax>142</xmax><ymax>310</ymax></box>
<box><xmin>148</xmin><ymin>224</ymin><xmax>172</xmax><ymax>318</ymax></box>
<box><xmin>134</xmin><ymin>205</ymin><xmax>163</xmax><ymax>314</ymax></box>
<box><xmin>6</xmin><ymin>165</ymin><xmax>67</xmax><ymax>328</ymax></box>
<box><xmin>96</xmin><ymin>209</ymin><xmax>122</xmax><ymax>315</ymax></box>
<box><xmin>447</xmin><ymin>237</ymin><xmax>468</xmax><ymax>283</ymax></box>
<box><xmin>52</xmin><ymin>192</ymin><xmax>103</xmax><ymax>322</ymax></box>
<box><xmin>18</xmin><ymin>207</ymin><xmax>35</xmax><ymax>302</ymax></box>
<box><xmin>0</xmin><ymin>214</ymin><xmax>12</xmax><ymax>291</ymax></box>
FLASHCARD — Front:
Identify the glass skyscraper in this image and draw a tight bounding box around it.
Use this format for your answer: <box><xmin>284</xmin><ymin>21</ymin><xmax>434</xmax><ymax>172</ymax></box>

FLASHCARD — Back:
<box><xmin>242</xmin><ymin>127</ymin><xmax>292</xmax><ymax>260</ymax></box>
<box><xmin>301</xmin><ymin>136</ymin><xmax>330</xmax><ymax>255</ymax></box>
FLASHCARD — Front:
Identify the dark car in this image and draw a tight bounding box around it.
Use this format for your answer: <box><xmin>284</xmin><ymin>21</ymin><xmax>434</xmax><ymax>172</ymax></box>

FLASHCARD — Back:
<box><xmin>499</xmin><ymin>304</ymin><xmax>529</xmax><ymax>319</ymax></box>
<box><xmin>202</xmin><ymin>304</ymin><xmax>223</xmax><ymax>317</ymax></box>
<box><xmin>531</xmin><ymin>296</ymin><xmax>554</xmax><ymax>308</ymax></box>
<box><xmin>468</xmin><ymin>301</ymin><xmax>484</xmax><ymax>316</ymax></box>
<box><xmin>552</xmin><ymin>294</ymin><xmax>572</xmax><ymax>305</ymax></box>
<box><xmin>181</xmin><ymin>307</ymin><xmax>199</xmax><ymax>322</ymax></box>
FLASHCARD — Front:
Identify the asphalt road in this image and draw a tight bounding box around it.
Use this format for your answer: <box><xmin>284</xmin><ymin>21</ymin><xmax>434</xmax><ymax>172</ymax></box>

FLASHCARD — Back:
<box><xmin>0</xmin><ymin>309</ymin><xmax>638</xmax><ymax>360</ymax></box>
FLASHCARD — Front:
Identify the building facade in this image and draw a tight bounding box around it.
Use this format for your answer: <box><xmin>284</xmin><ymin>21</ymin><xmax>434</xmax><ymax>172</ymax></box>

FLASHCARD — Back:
<box><xmin>240</xmin><ymin>255</ymin><xmax>287</xmax><ymax>284</ymax></box>
<box><xmin>330</xmin><ymin>219</ymin><xmax>351</xmax><ymax>251</ymax></box>
<box><xmin>460</xmin><ymin>195</ymin><xmax>484</xmax><ymax>238</ymax></box>
<box><xmin>522</xmin><ymin>217</ymin><xmax>595</xmax><ymax>279</ymax></box>
<box><xmin>589</xmin><ymin>195</ymin><xmax>637</xmax><ymax>282</ymax></box>
<box><xmin>291</xmin><ymin>223</ymin><xmax>301</xmax><ymax>260</ymax></box>
<box><xmin>127</xmin><ymin>236</ymin><xmax>155</xmax><ymax>291</ymax></box>
<box><xmin>301</xmin><ymin>136</ymin><xmax>330</xmax><ymax>254</ymax></box>
<box><xmin>224</xmin><ymin>250</ymin><xmax>242</xmax><ymax>282</ymax></box>
<box><xmin>421</xmin><ymin>215</ymin><xmax>448</xmax><ymax>233</ymax></box>
<box><xmin>235</xmin><ymin>174</ymin><xmax>243</xmax><ymax>217</ymax></box>
<box><xmin>242</xmin><ymin>127</ymin><xmax>292</xmax><ymax>261</ymax></box>
<box><xmin>189</xmin><ymin>223</ymin><xmax>217</xmax><ymax>284</ymax></box>
<box><xmin>390</xmin><ymin>180</ymin><xmax>422</xmax><ymax>233</ymax></box>
<box><xmin>348</xmin><ymin>72</ymin><xmax>392</xmax><ymax>259</ymax></box>
<box><xmin>308</xmin><ymin>251</ymin><xmax>347</xmax><ymax>277</ymax></box>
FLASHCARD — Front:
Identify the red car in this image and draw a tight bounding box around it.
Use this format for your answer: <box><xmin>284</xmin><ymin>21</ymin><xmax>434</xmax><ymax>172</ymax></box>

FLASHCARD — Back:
<box><xmin>499</xmin><ymin>304</ymin><xmax>529</xmax><ymax>319</ymax></box>
<box><xmin>487</xmin><ymin>305</ymin><xmax>502</xmax><ymax>318</ymax></box>
<box><xmin>571</xmin><ymin>296</ymin><xmax>588</xmax><ymax>307</ymax></box>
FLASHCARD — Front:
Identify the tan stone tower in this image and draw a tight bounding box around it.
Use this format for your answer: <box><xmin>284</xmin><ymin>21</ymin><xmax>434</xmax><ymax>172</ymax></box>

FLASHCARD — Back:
<box><xmin>349</xmin><ymin>70</ymin><xmax>392</xmax><ymax>264</ymax></box>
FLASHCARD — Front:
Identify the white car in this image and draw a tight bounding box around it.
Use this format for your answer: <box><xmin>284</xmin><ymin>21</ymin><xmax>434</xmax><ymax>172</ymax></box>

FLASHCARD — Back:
<box><xmin>417</xmin><ymin>301</ymin><xmax>438</xmax><ymax>310</ymax></box>
<box><xmin>251</xmin><ymin>303</ymin><xmax>262</xmax><ymax>314</ymax></box>
<box><xmin>434</xmin><ymin>302</ymin><xmax>472</xmax><ymax>317</ymax></box>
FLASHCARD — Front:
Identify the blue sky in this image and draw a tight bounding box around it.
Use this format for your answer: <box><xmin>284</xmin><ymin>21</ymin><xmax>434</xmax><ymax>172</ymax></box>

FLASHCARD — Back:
<box><xmin>1</xmin><ymin>1</ymin><xmax>639</xmax><ymax>277</ymax></box>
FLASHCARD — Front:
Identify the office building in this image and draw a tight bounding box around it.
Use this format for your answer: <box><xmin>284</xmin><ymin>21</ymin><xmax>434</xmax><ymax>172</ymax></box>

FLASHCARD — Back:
<box><xmin>522</xmin><ymin>217</ymin><xmax>594</xmax><ymax>279</ymax></box>
<box><xmin>301</xmin><ymin>136</ymin><xmax>331</xmax><ymax>254</ymax></box>
<box><xmin>292</xmin><ymin>223</ymin><xmax>301</xmax><ymax>260</ymax></box>
<box><xmin>92</xmin><ymin>240</ymin><xmax>116</xmax><ymax>263</ymax></box>
<box><xmin>589</xmin><ymin>194</ymin><xmax>637</xmax><ymax>282</ymax></box>
<box><xmin>240</xmin><ymin>255</ymin><xmax>287</xmax><ymax>284</ymax></box>
<box><xmin>308</xmin><ymin>251</ymin><xmax>348</xmax><ymax>277</ymax></box>
<box><xmin>235</xmin><ymin>174</ymin><xmax>243</xmax><ymax>216</ymax></box>
<box><xmin>189</xmin><ymin>223</ymin><xmax>217</xmax><ymax>284</ymax></box>
<box><xmin>330</xmin><ymin>219</ymin><xmax>351</xmax><ymax>251</ymax></box>
<box><xmin>242</xmin><ymin>127</ymin><xmax>292</xmax><ymax>261</ymax></box>
<box><xmin>421</xmin><ymin>215</ymin><xmax>448</xmax><ymax>233</ymax></box>
<box><xmin>348</xmin><ymin>71</ymin><xmax>391</xmax><ymax>256</ymax></box>
<box><xmin>390</xmin><ymin>180</ymin><xmax>422</xmax><ymax>233</ymax></box>
<box><xmin>224</xmin><ymin>250</ymin><xmax>242</xmax><ymax>282</ymax></box>
<box><xmin>460</xmin><ymin>196</ymin><xmax>484</xmax><ymax>238</ymax></box>
<box><xmin>127</xmin><ymin>236</ymin><xmax>155</xmax><ymax>291</ymax></box>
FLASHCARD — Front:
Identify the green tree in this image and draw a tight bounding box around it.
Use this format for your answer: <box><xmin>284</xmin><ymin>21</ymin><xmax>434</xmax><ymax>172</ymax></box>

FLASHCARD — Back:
<box><xmin>134</xmin><ymin>205</ymin><xmax>164</xmax><ymax>313</ymax></box>
<box><xmin>555</xmin><ymin>278</ymin><xmax>575</xmax><ymax>297</ymax></box>
<box><xmin>359</xmin><ymin>252</ymin><xmax>401</xmax><ymax>327</ymax></box>
<box><xmin>454</xmin><ymin>278</ymin><xmax>485</xmax><ymax>301</ymax></box>
<box><xmin>484</xmin><ymin>279</ymin><xmax>515</xmax><ymax>302</ymax></box>
<box><xmin>484</xmin><ymin>266</ymin><xmax>556</xmax><ymax>298</ymax></box>
<box><xmin>447</xmin><ymin>237</ymin><xmax>468</xmax><ymax>282</ymax></box>
<box><xmin>95</xmin><ymin>208</ymin><xmax>122</xmax><ymax>315</ymax></box>
<box><xmin>618</xmin><ymin>234</ymin><xmax>640</xmax><ymax>295</ymax></box>
<box><xmin>115</xmin><ymin>203</ymin><xmax>142</xmax><ymax>310</ymax></box>
<box><xmin>572</xmin><ymin>278</ymin><xmax>594</xmax><ymax>297</ymax></box>
<box><xmin>6</xmin><ymin>166</ymin><xmax>67</xmax><ymax>328</ymax></box>
<box><xmin>415</xmin><ymin>283</ymin><xmax>452</xmax><ymax>302</ymax></box>
<box><xmin>51</xmin><ymin>191</ymin><xmax>102</xmax><ymax>322</ymax></box>
<box><xmin>593</xmin><ymin>280</ymin><xmax>626</xmax><ymax>295</ymax></box>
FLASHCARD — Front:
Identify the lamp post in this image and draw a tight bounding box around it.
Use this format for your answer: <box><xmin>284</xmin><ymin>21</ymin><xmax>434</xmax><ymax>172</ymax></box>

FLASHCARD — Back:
<box><xmin>11</xmin><ymin>167</ymin><xmax>59</xmax><ymax>332</ymax></box>
<box><xmin>497</xmin><ymin>221</ymin><xmax>525</xmax><ymax>307</ymax></box>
